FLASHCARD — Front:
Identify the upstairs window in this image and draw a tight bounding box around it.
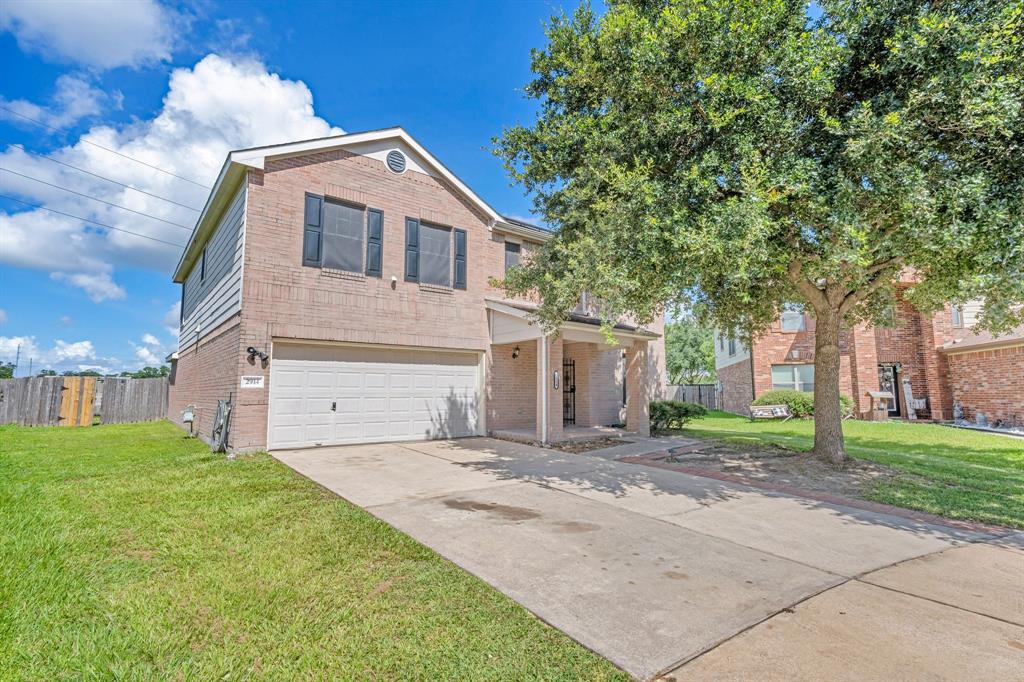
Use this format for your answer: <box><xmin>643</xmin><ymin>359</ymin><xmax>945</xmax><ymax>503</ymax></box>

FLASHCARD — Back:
<box><xmin>772</xmin><ymin>364</ymin><xmax>815</xmax><ymax>392</ymax></box>
<box><xmin>728</xmin><ymin>337</ymin><xmax>736</xmax><ymax>356</ymax></box>
<box><xmin>779</xmin><ymin>303</ymin><xmax>806</xmax><ymax>332</ymax></box>
<box><xmin>404</xmin><ymin>218</ymin><xmax>467</xmax><ymax>289</ymax></box>
<box><xmin>302</xmin><ymin>193</ymin><xmax>383</xmax><ymax>277</ymax></box>
<box><xmin>951</xmin><ymin>305</ymin><xmax>964</xmax><ymax>328</ymax></box>
<box><xmin>504</xmin><ymin>240</ymin><xmax>521</xmax><ymax>272</ymax></box>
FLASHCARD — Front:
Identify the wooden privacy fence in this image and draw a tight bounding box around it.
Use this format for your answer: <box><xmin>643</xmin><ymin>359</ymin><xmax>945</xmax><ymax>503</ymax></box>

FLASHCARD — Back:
<box><xmin>666</xmin><ymin>383</ymin><xmax>717</xmax><ymax>410</ymax></box>
<box><xmin>0</xmin><ymin>376</ymin><xmax>168</xmax><ymax>427</ymax></box>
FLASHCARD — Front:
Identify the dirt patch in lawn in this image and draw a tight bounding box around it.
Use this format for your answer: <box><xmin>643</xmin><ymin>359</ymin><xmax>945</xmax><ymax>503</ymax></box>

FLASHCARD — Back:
<box><xmin>550</xmin><ymin>437</ymin><xmax>633</xmax><ymax>454</ymax></box>
<box><xmin>652</xmin><ymin>440</ymin><xmax>903</xmax><ymax>500</ymax></box>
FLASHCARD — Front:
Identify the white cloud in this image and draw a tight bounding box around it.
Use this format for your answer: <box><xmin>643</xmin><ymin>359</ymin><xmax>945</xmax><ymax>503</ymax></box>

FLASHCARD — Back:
<box><xmin>0</xmin><ymin>0</ymin><xmax>181</xmax><ymax>70</ymax></box>
<box><xmin>0</xmin><ymin>335</ymin><xmax>97</xmax><ymax>373</ymax></box>
<box><xmin>51</xmin><ymin>271</ymin><xmax>127</xmax><ymax>303</ymax></box>
<box><xmin>0</xmin><ymin>309</ymin><xmax>6</xmax><ymax>324</ymax></box>
<box><xmin>59</xmin><ymin>315</ymin><xmax>73</xmax><ymax>327</ymax></box>
<box><xmin>0</xmin><ymin>54</ymin><xmax>341</xmax><ymax>301</ymax></box>
<box><xmin>162</xmin><ymin>302</ymin><xmax>181</xmax><ymax>339</ymax></box>
<box><xmin>131</xmin><ymin>332</ymin><xmax>165</xmax><ymax>366</ymax></box>
<box><xmin>0</xmin><ymin>75</ymin><xmax>110</xmax><ymax>128</ymax></box>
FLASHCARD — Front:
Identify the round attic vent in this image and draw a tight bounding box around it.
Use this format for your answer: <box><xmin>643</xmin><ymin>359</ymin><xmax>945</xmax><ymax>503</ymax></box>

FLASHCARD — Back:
<box><xmin>386</xmin><ymin>150</ymin><xmax>407</xmax><ymax>174</ymax></box>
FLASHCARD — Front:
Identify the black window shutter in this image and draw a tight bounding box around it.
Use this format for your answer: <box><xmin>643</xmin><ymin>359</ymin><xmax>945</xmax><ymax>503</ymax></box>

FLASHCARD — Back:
<box><xmin>453</xmin><ymin>228</ymin><xmax>467</xmax><ymax>290</ymax></box>
<box><xmin>303</xmin><ymin>193</ymin><xmax>323</xmax><ymax>266</ymax></box>
<box><xmin>404</xmin><ymin>218</ymin><xmax>419</xmax><ymax>282</ymax></box>
<box><xmin>366</xmin><ymin>208</ymin><xmax>383</xmax><ymax>277</ymax></box>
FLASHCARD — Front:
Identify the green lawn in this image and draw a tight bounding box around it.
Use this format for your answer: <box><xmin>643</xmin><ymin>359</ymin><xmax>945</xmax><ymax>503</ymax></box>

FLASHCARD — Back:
<box><xmin>681</xmin><ymin>411</ymin><xmax>1024</xmax><ymax>528</ymax></box>
<box><xmin>0</xmin><ymin>421</ymin><xmax>625</xmax><ymax>681</ymax></box>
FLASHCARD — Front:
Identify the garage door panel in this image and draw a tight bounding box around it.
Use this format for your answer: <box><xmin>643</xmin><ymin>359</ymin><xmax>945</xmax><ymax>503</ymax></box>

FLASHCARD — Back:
<box><xmin>269</xmin><ymin>344</ymin><xmax>480</xmax><ymax>449</ymax></box>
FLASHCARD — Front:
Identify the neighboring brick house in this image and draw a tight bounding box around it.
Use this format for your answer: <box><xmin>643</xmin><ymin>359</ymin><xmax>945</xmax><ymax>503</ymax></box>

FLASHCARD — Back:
<box><xmin>715</xmin><ymin>295</ymin><xmax>1024</xmax><ymax>425</ymax></box>
<box><xmin>167</xmin><ymin>128</ymin><xmax>666</xmax><ymax>451</ymax></box>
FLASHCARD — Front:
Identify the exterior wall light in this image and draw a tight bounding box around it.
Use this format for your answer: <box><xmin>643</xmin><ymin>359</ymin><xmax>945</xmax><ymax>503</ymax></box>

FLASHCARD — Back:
<box><xmin>512</xmin><ymin>346</ymin><xmax>520</xmax><ymax>359</ymax></box>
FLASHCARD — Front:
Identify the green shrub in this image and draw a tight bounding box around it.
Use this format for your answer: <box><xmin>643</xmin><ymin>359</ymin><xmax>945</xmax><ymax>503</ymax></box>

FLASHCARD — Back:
<box><xmin>650</xmin><ymin>400</ymin><xmax>708</xmax><ymax>431</ymax></box>
<box><xmin>751</xmin><ymin>390</ymin><xmax>855</xmax><ymax>418</ymax></box>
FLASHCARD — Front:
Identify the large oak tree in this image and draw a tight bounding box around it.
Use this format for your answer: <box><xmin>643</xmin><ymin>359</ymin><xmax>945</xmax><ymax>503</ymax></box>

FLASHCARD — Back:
<box><xmin>496</xmin><ymin>0</ymin><xmax>1024</xmax><ymax>463</ymax></box>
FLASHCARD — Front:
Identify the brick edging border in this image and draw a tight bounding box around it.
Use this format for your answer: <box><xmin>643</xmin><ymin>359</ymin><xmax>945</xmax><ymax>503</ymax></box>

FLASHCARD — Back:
<box><xmin>620</xmin><ymin>452</ymin><xmax>1014</xmax><ymax>537</ymax></box>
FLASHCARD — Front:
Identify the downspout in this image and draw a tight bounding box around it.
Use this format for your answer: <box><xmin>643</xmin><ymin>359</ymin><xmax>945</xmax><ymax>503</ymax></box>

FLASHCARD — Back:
<box><xmin>539</xmin><ymin>334</ymin><xmax>548</xmax><ymax>445</ymax></box>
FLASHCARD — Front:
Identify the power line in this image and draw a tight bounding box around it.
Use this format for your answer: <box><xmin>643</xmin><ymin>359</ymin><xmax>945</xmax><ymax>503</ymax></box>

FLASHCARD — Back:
<box><xmin>0</xmin><ymin>104</ymin><xmax>212</xmax><ymax>189</ymax></box>
<box><xmin>1</xmin><ymin>168</ymin><xmax>193</xmax><ymax>230</ymax></box>
<box><xmin>3</xmin><ymin>141</ymin><xmax>201</xmax><ymax>212</ymax></box>
<box><xmin>0</xmin><ymin>194</ymin><xmax>187</xmax><ymax>248</ymax></box>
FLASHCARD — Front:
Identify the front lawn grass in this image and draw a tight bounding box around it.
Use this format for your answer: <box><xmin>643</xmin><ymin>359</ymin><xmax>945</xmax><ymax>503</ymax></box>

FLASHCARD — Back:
<box><xmin>681</xmin><ymin>412</ymin><xmax>1024</xmax><ymax>528</ymax></box>
<box><xmin>0</xmin><ymin>421</ymin><xmax>626</xmax><ymax>681</ymax></box>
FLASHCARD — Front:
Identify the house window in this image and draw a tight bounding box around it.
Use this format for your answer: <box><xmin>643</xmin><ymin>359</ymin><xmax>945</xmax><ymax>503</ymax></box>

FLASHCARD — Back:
<box><xmin>951</xmin><ymin>305</ymin><xmax>964</xmax><ymax>328</ymax></box>
<box><xmin>728</xmin><ymin>337</ymin><xmax>736</xmax><ymax>356</ymax></box>
<box><xmin>504</xmin><ymin>240</ymin><xmax>521</xmax><ymax>272</ymax></box>
<box><xmin>878</xmin><ymin>304</ymin><xmax>896</xmax><ymax>328</ymax></box>
<box><xmin>302</xmin><ymin>193</ymin><xmax>383</xmax><ymax>276</ymax></box>
<box><xmin>779</xmin><ymin>303</ymin><xmax>806</xmax><ymax>332</ymax></box>
<box><xmin>322</xmin><ymin>199</ymin><xmax>365</xmax><ymax>273</ymax></box>
<box><xmin>419</xmin><ymin>222</ymin><xmax>453</xmax><ymax>287</ymax></box>
<box><xmin>771</xmin><ymin>364</ymin><xmax>815</xmax><ymax>392</ymax></box>
<box><xmin>718</xmin><ymin>334</ymin><xmax>724</xmax><ymax>351</ymax></box>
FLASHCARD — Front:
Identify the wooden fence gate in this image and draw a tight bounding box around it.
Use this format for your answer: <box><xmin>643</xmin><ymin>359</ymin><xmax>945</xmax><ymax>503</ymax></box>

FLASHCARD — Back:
<box><xmin>0</xmin><ymin>376</ymin><xmax>168</xmax><ymax>427</ymax></box>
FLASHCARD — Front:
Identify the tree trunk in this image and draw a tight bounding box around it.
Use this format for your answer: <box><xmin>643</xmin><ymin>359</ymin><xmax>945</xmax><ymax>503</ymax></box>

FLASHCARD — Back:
<box><xmin>812</xmin><ymin>306</ymin><xmax>849</xmax><ymax>464</ymax></box>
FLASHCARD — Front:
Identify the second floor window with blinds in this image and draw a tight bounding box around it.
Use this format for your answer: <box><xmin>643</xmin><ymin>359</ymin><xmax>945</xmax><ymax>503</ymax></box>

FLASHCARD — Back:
<box><xmin>302</xmin><ymin>193</ymin><xmax>383</xmax><ymax>277</ymax></box>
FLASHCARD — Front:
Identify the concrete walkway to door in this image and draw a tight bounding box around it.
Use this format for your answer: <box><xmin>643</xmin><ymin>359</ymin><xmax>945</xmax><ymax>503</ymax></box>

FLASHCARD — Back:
<box><xmin>274</xmin><ymin>438</ymin><xmax>1024</xmax><ymax>681</ymax></box>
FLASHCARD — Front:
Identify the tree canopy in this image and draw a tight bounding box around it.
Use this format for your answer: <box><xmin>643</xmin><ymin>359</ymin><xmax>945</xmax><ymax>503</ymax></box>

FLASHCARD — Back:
<box><xmin>496</xmin><ymin>0</ymin><xmax>1023</xmax><ymax>462</ymax></box>
<box><xmin>665</xmin><ymin>319</ymin><xmax>716</xmax><ymax>384</ymax></box>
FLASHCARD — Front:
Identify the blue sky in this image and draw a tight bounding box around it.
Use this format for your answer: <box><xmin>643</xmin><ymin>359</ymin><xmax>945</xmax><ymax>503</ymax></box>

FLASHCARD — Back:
<box><xmin>0</xmin><ymin>0</ymin><xmax>566</xmax><ymax>375</ymax></box>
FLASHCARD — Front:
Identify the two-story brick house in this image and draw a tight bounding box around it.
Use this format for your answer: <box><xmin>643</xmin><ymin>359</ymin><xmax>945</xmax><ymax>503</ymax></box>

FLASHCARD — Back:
<box><xmin>167</xmin><ymin>128</ymin><xmax>666</xmax><ymax>451</ymax></box>
<box><xmin>715</xmin><ymin>291</ymin><xmax>1023</xmax><ymax>425</ymax></box>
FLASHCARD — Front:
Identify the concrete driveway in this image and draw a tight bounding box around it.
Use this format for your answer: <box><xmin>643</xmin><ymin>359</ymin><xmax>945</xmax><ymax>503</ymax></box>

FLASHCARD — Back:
<box><xmin>274</xmin><ymin>437</ymin><xmax>1024</xmax><ymax>680</ymax></box>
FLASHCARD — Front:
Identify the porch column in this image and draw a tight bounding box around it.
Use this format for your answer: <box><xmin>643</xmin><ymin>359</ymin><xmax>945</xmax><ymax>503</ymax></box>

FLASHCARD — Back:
<box><xmin>626</xmin><ymin>341</ymin><xmax>651</xmax><ymax>436</ymax></box>
<box><xmin>535</xmin><ymin>335</ymin><xmax>564</xmax><ymax>443</ymax></box>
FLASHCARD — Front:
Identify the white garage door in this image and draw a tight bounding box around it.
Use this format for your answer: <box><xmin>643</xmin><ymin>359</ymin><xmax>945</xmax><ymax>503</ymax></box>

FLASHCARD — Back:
<box><xmin>268</xmin><ymin>343</ymin><xmax>481</xmax><ymax>449</ymax></box>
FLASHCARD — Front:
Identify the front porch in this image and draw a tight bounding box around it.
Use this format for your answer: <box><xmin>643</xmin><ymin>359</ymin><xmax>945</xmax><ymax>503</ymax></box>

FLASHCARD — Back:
<box><xmin>485</xmin><ymin>299</ymin><xmax>658</xmax><ymax>444</ymax></box>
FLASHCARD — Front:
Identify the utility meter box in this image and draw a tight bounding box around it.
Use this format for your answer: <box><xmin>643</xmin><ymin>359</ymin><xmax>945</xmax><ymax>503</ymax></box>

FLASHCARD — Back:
<box><xmin>866</xmin><ymin>391</ymin><xmax>893</xmax><ymax>421</ymax></box>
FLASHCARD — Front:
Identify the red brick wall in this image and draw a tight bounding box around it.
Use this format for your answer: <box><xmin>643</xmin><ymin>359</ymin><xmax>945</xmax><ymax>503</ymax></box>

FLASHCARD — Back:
<box><xmin>737</xmin><ymin>299</ymin><xmax>965</xmax><ymax>420</ymax></box>
<box><xmin>167</xmin><ymin>316</ymin><xmax>242</xmax><ymax>446</ymax></box>
<box><xmin>718</xmin><ymin>358</ymin><xmax>753</xmax><ymax>415</ymax></box>
<box><xmin>564</xmin><ymin>342</ymin><xmax>625</xmax><ymax>427</ymax></box>
<box><xmin>945</xmin><ymin>345</ymin><xmax>1024</xmax><ymax>425</ymax></box>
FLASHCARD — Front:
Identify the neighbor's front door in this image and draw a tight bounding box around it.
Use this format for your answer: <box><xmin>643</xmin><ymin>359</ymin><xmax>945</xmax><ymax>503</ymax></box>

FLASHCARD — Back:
<box><xmin>878</xmin><ymin>364</ymin><xmax>901</xmax><ymax>417</ymax></box>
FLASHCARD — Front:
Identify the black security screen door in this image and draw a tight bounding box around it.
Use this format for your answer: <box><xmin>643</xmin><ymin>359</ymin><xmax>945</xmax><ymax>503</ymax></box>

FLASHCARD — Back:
<box><xmin>563</xmin><ymin>359</ymin><xmax>576</xmax><ymax>426</ymax></box>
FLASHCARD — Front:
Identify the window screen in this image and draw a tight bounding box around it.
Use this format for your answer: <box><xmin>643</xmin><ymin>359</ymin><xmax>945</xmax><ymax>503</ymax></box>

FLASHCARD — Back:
<box><xmin>505</xmin><ymin>241</ymin><xmax>521</xmax><ymax>272</ymax></box>
<box><xmin>780</xmin><ymin>303</ymin><xmax>806</xmax><ymax>331</ymax></box>
<box><xmin>419</xmin><ymin>223</ymin><xmax>451</xmax><ymax>286</ymax></box>
<box><xmin>321</xmin><ymin>199</ymin><xmax>364</xmax><ymax>273</ymax></box>
<box><xmin>771</xmin><ymin>364</ymin><xmax>815</xmax><ymax>391</ymax></box>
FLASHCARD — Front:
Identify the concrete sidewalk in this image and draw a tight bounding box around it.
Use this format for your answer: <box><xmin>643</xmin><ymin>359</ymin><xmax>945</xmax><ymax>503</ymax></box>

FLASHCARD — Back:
<box><xmin>274</xmin><ymin>437</ymin><xmax>1022</xmax><ymax>680</ymax></box>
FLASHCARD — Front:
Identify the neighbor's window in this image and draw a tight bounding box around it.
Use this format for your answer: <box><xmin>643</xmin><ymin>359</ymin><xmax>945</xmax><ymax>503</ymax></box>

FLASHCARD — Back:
<box><xmin>419</xmin><ymin>222</ymin><xmax>453</xmax><ymax>287</ymax></box>
<box><xmin>728</xmin><ymin>337</ymin><xmax>736</xmax><ymax>356</ymax></box>
<box><xmin>718</xmin><ymin>334</ymin><xmax>724</xmax><ymax>351</ymax></box>
<box><xmin>771</xmin><ymin>364</ymin><xmax>815</xmax><ymax>392</ymax></box>
<box><xmin>878</xmin><ymin>304</ymin><xmax>896</xmax><ymax>328</ymax></box>
<box><xmin>779</xmin><ymin>303</ymin><xmax>806</xmax><ymax>332</ymax></box>
<box><xmin>951</xmin><ymin>304</ymin><xmax>964</xmax><ymax>328</ymax></box>
<box><xmin>504</xmin><ymin>240</ymin><xmax>521</xmax><ymax>272</ymax></box>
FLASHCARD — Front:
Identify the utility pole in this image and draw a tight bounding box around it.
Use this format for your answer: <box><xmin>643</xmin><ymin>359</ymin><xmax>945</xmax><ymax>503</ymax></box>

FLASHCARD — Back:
<box><xmin>13</xmin><ymin>343</ymin><xmax>20</xmax><ymax>378</ymax></box>
<box><xmin>28</xmin><ymin>358</ymin><xmax>33</xmax><ymax>376</ymax></box>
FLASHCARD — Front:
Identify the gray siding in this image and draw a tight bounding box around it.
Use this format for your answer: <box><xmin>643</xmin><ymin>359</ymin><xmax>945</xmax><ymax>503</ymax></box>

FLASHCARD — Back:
<box><xmin>179</xmin><ymin>185</ymin><xmax>245</xmax><ymax>349</ymax></box>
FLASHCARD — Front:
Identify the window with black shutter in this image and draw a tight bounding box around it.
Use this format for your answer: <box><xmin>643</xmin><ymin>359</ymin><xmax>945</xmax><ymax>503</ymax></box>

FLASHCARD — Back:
<box><xmin>302</xmin><ymin>192</ymin><xmax>382</xmax><ymax>276</ymax></box>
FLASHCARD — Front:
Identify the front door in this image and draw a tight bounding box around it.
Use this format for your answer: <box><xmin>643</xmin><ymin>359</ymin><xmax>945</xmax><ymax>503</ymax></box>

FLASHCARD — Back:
<box><xmin>563</xmin><ymin>358</ymin><xmax>576</xmax><ymax>426</ymax></box>
<box><xmin>878</xmin><ymin>364</ymin><xmax>901</xmax><ymax>417</ymax></box>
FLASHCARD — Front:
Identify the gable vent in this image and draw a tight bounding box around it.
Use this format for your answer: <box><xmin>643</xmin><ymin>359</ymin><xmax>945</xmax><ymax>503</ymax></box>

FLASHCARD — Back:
<box><xmin>386</xmin><ymin>150</ymin><xmax>407</xmax><ymax>174</ymax></box>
